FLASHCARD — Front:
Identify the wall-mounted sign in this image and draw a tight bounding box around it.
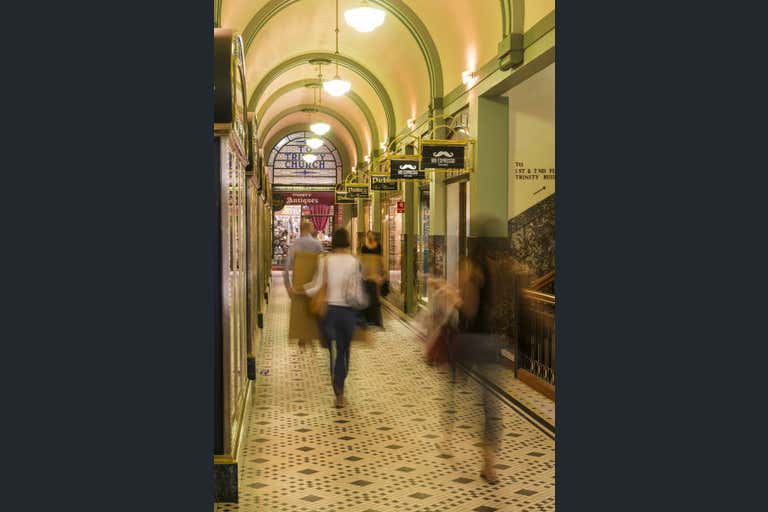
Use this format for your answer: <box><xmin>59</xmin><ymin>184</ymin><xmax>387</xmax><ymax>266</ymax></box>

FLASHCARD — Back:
<box><xmin>420</xmin><ymin>140</ymin><xmax>467</xmax><ymax>171</ymax></box>
<box><xmin>396</xmin><ymin>201</ymin><xmax>405</xmax><ymax>213</ymax></box>
<box><xmin>346</xmin><ymin>184</ymin><xmax>370</xmax><ymax>199</ymax></box>
<box><xmin>278</xmin><ymin>191</ymin><xmax>335</xmax><ymax>206</ymax></box>
<box><xmin>334</xmin><ymin>192</ymin><xmax>356</xmax><ymax>204</ymax></box>
<box><xmin>370</xmin><ymin>175</ymin><xmax>398</xmax><ymax>191</ymax></box>
<box><xmin>388</xmin><ymin>155</ymin><xmax>425</xmax><ymax>180</ymax></box>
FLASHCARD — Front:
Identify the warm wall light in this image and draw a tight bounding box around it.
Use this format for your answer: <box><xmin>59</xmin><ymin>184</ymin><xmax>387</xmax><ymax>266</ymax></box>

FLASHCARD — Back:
<box><xmin>344</xmin><ymin>1</ymin><xmax>386</xmax><ymax>32</ymax></box>
<box><xmin>310</xmin><ymin>122</ymin><xmax>330</xmax><ymax>135</ymax></box>
<box><xmin>302</xmin><ymin>153</ymin><xmax>318</xmax><ymax>164</ymax></box>
<box><xmin>462</xmin><ymin>70</ymin><xmax>477</xmax><ymax>87</ymax></box>
<box><xmin>306</xmin><ymin>137</ymin><xmax>324</xmax><ymax>150</ymax></box>
<box><xmin>407</xmin><ymin>118</ymin><xmax>415</xmax><ymax>129</ymax></box>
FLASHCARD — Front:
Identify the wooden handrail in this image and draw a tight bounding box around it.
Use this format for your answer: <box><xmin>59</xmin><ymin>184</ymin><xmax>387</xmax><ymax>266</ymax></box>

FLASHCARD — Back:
<box><xmin>529</xmin><ymin>271</ymin><xmax>555</xmax><ymax>291</ymax></box>
<box><xmin>522</xmin><ymin>289</ymin><xmax>555</xmax><ymax>306</ymax></box>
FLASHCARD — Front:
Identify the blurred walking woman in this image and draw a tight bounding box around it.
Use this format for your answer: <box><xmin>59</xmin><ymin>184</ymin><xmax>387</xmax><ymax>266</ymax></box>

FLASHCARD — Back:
<box><xmin>360</xmin><ymin>231</ymin><xmax>385</xmax><ymax>327</ymax></box>
<box><xmin>304</xmin><ymin>228</ymin><xmax>367</xmax><ymax>408</ymax></box>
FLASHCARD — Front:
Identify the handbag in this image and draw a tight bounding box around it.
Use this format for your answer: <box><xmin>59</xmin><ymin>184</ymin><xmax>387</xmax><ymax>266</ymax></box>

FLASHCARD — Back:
<box><xmin>307</xmin><ymin>257</ymin><xmax>328</xmax><ymax>317</ymax></box>
<box><xmin>380</xmin><ymin>280</ymin><xmax>390</xmax><ymax>297</ymax></box>
<box><xmin>344</xmin><ymin>262</ymin><xmax>370</xmax><ymax>310</ymax></box>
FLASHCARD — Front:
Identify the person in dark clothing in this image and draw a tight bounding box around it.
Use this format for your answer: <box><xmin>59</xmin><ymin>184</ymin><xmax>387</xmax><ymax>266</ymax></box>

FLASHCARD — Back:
<box><xmin>360</xmin><ymin>231</ymin><xmax>384</xmax><ymax>327</ymax></box>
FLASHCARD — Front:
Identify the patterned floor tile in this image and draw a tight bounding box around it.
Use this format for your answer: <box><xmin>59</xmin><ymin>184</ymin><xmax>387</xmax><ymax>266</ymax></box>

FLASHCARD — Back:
<box><xmin>223</xmin><ymin>273</ymin><xmax>555</xmax><ymax>511</ymax></box>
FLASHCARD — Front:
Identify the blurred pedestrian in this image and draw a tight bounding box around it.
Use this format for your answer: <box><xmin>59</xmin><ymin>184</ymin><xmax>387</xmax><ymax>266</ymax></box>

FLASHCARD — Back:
<box><xmin>360</xmin><ymin>231</ymin><xmax>385</xmax><ymax>327</ymax></box>
<box><xmin>284</xmin><ymin>219</ymin><xmax>324</xmax><ymax>348</ymax></box>
<box><xmin>303</xmin><ymin>228</ymin><xmax>368</xmax><ymax>408</ymax></box>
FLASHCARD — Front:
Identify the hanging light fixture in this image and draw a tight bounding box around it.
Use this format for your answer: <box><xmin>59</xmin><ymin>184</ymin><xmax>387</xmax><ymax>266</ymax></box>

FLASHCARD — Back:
<box><xmin>302</xmin><ymin>153</ymin><xmax>318</xmax><ymax>164</ymax></box>
<box><xmin>306</xmin><ymin>137</ymin><xmax>324</xmax><ymax>150</ymax></box>
<box><xmin>344</xmin><ymin>0</ymin><xmax>385</xmax><ymax>32</ymax></box>
<box><xmin>311</xmin><ymin>65</ymin><xmax>332</xmax><ymax>135</ymax></box>
<box><xmin>324</xmin><ymin>0</ymin><xmax>351</xmax><ymax>96</ymax></box>
<box><xmin>310</xmin><ymin>121</ymin><xmax>330</xmax><ymax>135</ymax></box>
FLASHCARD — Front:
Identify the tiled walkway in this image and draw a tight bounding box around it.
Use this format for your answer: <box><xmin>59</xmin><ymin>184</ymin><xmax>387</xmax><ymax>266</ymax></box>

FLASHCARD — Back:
<box><xmin>217</xmin><ymin>274</ymin><xmax>555</xmax><ymax>512</ymax></box>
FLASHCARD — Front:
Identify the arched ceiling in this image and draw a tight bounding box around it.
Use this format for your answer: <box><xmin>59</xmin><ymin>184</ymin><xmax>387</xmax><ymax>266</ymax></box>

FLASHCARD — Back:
<box><xmin>218</xmin><ymin>0</ymin><xmax>528</xmax><ymax>160</ymax></box>
<box><xmin>259</xmin><ymin>87</ymin><xmax>373</xmax><ymax>156</ymax></box>
<box><xmin>256</xmin><ymin>80</ymin><xmax>381</xmax><ymax>152</ymax></box>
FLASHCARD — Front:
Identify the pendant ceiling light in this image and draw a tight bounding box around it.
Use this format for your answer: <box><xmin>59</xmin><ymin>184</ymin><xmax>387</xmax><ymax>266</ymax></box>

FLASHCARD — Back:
<box><xmin>345</xmin><ymin>0</ymin><xmax>386</xmax><ymax>33</ymax></box>
<box><xmin>306</xmin><ymin>137</ymin><xmax>324</xmax><ymax>150</ymax></box>
<box><xmin>324</xmin><ymin>0</ymin><xmax>351</xmax><ymax>97</ymax></box>
<box><xmin>310</xmin><ymin>66</ymin><xmax>332</xmax><ymax>135</ymax></box>
<box><xmin>302</xmin><ymin>153</ymin><xmax>318</xmax><ymax>164</ymax></box>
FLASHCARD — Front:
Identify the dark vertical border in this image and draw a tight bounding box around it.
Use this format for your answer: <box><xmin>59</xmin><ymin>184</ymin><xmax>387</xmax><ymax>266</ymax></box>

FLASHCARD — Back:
<box><xmin>213</xmin><ymin>138</ymin><xmax>224</xmax><ymax>455</ymax></box>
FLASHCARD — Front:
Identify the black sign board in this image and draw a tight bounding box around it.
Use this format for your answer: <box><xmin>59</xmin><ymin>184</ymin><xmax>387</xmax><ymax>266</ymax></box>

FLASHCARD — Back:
<box><xmin>420</xmin><ymin>141</ymin><xmax>466</xmax><ymax>171</ymax></box>
<box><xmin>346</xmin><ymin>185</ymin><xmax>370</xmax><ymax>199</ymax></box>
<box><xmin>370</xmin><ymin>175</ymin><xmax>398</xmax><ymax>191</ymax></box>
<box><xmin>334</xmin><ymin>192</ymin><xmax>356</xmax><ymax>204</ymax></box>
<box><xmin>389</xmin><ymin>156</ymin><xmax>425</xmax><ymax>180</ymax></box>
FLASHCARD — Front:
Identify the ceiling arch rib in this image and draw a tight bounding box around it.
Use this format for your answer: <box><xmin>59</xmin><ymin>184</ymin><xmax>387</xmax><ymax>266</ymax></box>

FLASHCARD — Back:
<box><xmin>264</xmin><ymin>124</ymin><xmax>352</xmax><ymax>180</ymax></box>
<box><xmin>260</xmin><ymin>88</ymin><xmax>372</xmax><ymax>155</ymax></box>
<box><xmin>248</xmin><ymin>52</ymin><xmax>396</xmax><ymax>140</ymax></box>
<box><xmin>257</xmin><ymin>79</ymin><xmax>380</xmax><ymax>150</ymax></box>
<box><xmin>238</xmin><ymin>0</ymin><xmax>443</xmax><ymax>100</ymax></box>
<box><xmin>260</xmin><ymin>104</ymin><xmax>364</xmax><ymax>165</ymax></box>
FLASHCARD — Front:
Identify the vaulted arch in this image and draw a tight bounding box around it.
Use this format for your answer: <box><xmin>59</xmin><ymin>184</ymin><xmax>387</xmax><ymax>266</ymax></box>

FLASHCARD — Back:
<box><xmin>263</xmin><ymin>124</ymin><xmax>352</xmax><ymax>180</ymax></box>
<box><xmin>248</xmin><ymin>52</ymin><xmax>396</xmax><ymax>140</ymax></box>
<box><xmin>257</xmin><ymin>79</ymin><xmax>382</xmax><ymax>149</ymax></box>
<box><xmin>237</xmin><ymin>0</ymin><xmax>443</xmax><ymax>100</ymax></box>
<box><xmin>259</xmin><ymin>104</ymin><xmax>364</xmax><ymax>164</ymax></box>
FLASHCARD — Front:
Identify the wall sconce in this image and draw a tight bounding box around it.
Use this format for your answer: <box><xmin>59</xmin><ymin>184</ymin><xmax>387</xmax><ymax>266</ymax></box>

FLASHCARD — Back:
<box><xmin>407</xmin><ymin>118</ymin><xmax>415</xmax><ymax>129</ymax></box>
<box><xmin>462</xmin><ymin>70</ymin><xmax>477</xmax><ymax>87</ymax></box>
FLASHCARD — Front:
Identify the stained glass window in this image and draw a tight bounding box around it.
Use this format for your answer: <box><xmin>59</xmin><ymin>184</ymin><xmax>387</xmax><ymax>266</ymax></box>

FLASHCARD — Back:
<box><xmin>268</xmin><ymin>132</ymin><xmax>342</xmax><ymax>186</ymax></box>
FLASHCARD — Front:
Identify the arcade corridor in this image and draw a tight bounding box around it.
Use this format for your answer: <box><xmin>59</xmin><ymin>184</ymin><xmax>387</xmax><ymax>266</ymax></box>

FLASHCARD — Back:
<box><xmin>215</xmin><ymin>274</ymin><xmax>554</xmax><ymax>512</ymax></box>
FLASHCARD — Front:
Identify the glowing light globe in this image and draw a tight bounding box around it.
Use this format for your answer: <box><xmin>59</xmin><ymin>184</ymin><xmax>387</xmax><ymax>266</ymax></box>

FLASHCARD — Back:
<box><xmin>344</xmin><ymin>4</ymin><xmax>386</xmax><ymax>33</ymax></box>
<box><xmin>310</xmin><ymin>122</ymin><xmax>331</xmax><ymax>135</ymax></box>
<box><xmin>302</xmin><ymin>153</ymin><xmax>318</xmax><ymax>164</ymax></box>
<box><xmin>306</xmin><ymin>137</ymin><xmax>324</xmax><ymax>150</ymax></box>
<box><xmin>323</xmin><ymin>77</ymin><xmax>351</xmax><ymax>96</ymax></box>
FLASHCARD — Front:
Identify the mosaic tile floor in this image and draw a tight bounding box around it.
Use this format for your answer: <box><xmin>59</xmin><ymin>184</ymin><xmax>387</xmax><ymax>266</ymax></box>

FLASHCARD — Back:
<box><xmin>388</xmin><ymin>303</ymin><xmax>555</xmax><ymax>428</ymax></box>
<box><xmin>216</xmin><ymin>274</ymin><xmax>555</xmax><ymax>511</ymax></box>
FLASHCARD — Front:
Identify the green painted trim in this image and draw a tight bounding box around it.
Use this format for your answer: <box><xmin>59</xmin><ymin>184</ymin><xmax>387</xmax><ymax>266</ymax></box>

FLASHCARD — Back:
<box><xmin>247</xmin><ymin>52</ymin><xmax>396</xmax><ymax>141</ymax></box>
<box><xmin>523</xmin><ymin>10</ymin><xmax>555</xmax><ymax>49</ymax></box>
<box><xmin>241</xmin><ymin>0</ymin><xmax>444</xmax><ymax>100</ymax></box>
<box><xmin>500</xmin><ymin>0</ymin><xmax>508</xmax><ymax>36</ymax></box>
<box><xmin>256</xmin><ymin>79</ymin><xmax>381</xmax><ymax>149</ymax></box>
<box><xmin>441</xmin><ymin>18</ymin><xmax>554</xmax><ymax>114</ymax></box>
<box><xmin>511</xmin><ymin>0</ymin><xmax>524</xmax><ymax>34</ymax></box>
<box><xmin>259</xmin><ymin>104</ymin><xmax>364</xmax><ymax>164</ymax></box>
<box><xmin>369</xmin><ymin>0</ymin><xmax>443</xmax><ymax>99</ymax></box>
<box><xmin>262</xmin><ymin>124</ymin><xmax>352</xmax><ymax>180</ymax></box>
<box><xmin>214</xmin><ymin>0</ymin><xmax>222</xmax><ymax>28</ymax></box>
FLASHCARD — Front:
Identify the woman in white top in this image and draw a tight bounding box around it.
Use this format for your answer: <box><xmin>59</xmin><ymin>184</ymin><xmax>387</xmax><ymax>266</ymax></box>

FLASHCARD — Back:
<box><xmin>303</xmin><ymin>228</ymin><xmax>362</xmax><ymax>408</ymax></box>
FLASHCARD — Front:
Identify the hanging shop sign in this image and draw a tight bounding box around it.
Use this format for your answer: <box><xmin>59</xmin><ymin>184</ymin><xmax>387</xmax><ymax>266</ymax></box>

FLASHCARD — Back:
<box><xmin>275</xmin><ymin>191</ymin><xmax>336</xmax><ymax>207</ymax></box>
<box><xmin>370</xmin><ymin>175</ymin><xmax>398</xmax><ymax>191</ymax></box>
<box><xmin>334</xmin><ymin>192</ymin><xmax>356</xmax><ymax>204</ymax></box>
<box><xmin>420</xmin><ymin>140</ymin><xmax>467</xmax><ymax>171</ymax></box>
<box><xmin>213</xmin><ymin>29</ymin><xmax>248</xmax><ymax>152</ymax></box>
<box><xmin>345</xmin><ymin>184</ymin><xmax>370</xmax><ymax>199</ymax></box>
<box><xmin>396</xmin><ymin>201</ymin><xmax>406</xmax><ymax>213</ymax></box>
<box><xmin>388</xmin><ymin>155</ymin><xmax>425</xmax><ymax>181</ymax></box>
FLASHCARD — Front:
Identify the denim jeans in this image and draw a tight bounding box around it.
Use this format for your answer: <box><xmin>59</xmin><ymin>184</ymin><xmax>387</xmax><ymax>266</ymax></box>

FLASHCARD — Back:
<box><xmin>321</xmin><ymin>305</ymin><xmax>357</xmax><ymax>394</ymax></box>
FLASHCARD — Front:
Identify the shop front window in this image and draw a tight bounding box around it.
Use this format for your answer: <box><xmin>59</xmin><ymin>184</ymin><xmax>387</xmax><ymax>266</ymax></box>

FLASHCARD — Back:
<box><xmin>418</xmin><ymin>188</ymin><xmax>430</xmax><ymax>303</ymax></box>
